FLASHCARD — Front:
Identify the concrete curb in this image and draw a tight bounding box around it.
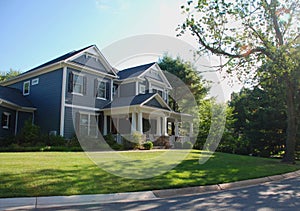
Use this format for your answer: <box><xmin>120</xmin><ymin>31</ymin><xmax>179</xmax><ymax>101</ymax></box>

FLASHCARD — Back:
<box><xmin>1</xmin><ymin>170</ymin><xmax>300</xmax><ymax>210</ymax></box>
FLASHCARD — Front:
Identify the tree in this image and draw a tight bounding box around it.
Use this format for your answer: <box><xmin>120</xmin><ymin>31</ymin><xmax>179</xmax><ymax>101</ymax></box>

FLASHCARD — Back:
<box><xmin>179</xmin><ymin>0</ymin><xmax>300</xmax><ymax>163</ymax></box>
<box><xmin>0</xmin><ymin>69</ymin><xmax>21</xmax><ymax>82</ymax></box>
<box><xmin>158</xmin><ymin>56</ymin><xmax>208</xmax><ymax>135</ymax></box>
<box><xmin>230</xmin><ymin>86</ymin><xmax>287</xmax><ymax>157</ymax></box>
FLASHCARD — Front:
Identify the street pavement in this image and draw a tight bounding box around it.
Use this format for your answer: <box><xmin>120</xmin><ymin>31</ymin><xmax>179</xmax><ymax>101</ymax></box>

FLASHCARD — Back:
<box><xmin>1</xmin><ymin>171</ymin><xmax>300</xmax><ymax>211</ymax></box>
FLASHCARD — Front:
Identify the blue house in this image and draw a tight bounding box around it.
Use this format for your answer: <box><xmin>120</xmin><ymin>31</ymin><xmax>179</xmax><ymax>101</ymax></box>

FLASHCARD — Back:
<box><xmin>0</xmin><ymin>45</ymin><xmax>193</xmax><ymax>142</ymax></box>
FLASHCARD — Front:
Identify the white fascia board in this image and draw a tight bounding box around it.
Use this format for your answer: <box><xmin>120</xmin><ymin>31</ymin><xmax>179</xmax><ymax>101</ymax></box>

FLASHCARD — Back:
<box><xmin>154</xmin><ymin>63</ymin><xmax>172</xmax><ymax>89</ymax></box>
<box><xmin>141</xmin><ymin>94</ymin><xmax>172</xmax><ymax>111</ymax></box>
<box><xmin>137</xmin><ymin>63</ymin><xmax>156</xmax><ymax>79</ymax></box>
<box><xmin>0</xmin><ymin>62</ymin><xmax>63</xmax><ymax>86</ymax></box>
<box><xmin>65</xmin><ymin>45</ymin><xmax>118</xmax><ymax>78</ymax></box>
<box><xmin>65</xmin><ymin>62</ymin><xmax>118</xmax><ymax>78</ymax></box>
<box><xmin>0</xmin><ymin>99</ymin><xmax>36</xmax><ymax>112</ymax></box>
<box><xmin>115</xmin><ymin>77</ymin><xmax>144</xmax><ymax>84</ymax></box>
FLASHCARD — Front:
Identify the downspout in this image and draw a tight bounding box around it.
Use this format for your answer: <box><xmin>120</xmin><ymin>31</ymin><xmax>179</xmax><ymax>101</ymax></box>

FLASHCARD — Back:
<box><xmin>15</xmin><ymin>110</ymin><xmax>19</xmax><ymax>135</ymax></box>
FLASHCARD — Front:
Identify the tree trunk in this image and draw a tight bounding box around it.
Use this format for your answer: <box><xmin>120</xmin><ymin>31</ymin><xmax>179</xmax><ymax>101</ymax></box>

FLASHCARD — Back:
<box><xmin>282</xmin><ymin>79</ymin><xmax>297</xmax><ymax>164</ymax></box>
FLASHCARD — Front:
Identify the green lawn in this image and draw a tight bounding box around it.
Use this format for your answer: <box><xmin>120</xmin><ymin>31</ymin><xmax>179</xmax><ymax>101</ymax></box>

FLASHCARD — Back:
<box><xmin>0</xmin><ymin>150</ymin><xmax>299</xmax><ymax>198</ymax></box>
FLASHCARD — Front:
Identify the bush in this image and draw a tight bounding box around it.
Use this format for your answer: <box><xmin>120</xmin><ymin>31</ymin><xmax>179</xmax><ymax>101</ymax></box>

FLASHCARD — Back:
<box><xmin>143</xmin><ymin>141</ymin><xmax>153</xmax><ymax>150</ymax></box>
<box><xmin>45</xmin><ymin>135</ymin><xmax>66</xmax><ymax>146</ymax></box>
<box><xmin>174</xmin><ymin>141</ymin><xmax>182</xmax><ymax>149</ymax></box>
<box><xmin>183</xmin><ymin>141</ymin><xmax>193</xmax><ymax>149</ymax></box>
<box><xmin>18</xmin><ymin>119</ymin><xmax>41</xmax><ymax>145</ymax></box>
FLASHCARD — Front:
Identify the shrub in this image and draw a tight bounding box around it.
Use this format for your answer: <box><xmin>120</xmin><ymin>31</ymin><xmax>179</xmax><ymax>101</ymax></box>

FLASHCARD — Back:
<box><xmin>183</xmin><ymin>141</ymin><xmax>193</xmax><ymax>149</ymax></box>
<box><xmin>45</xmin><ymin>135</ymin><xmax>66</xmax><ymax>146</ymax></box>
<box><xmin>18</xmin><ymin>119</ymin><xmax>41</xmax><ymax>145</ymax></box>
<box><xmin>174</xmin><ymin>141</ymin><xmax>182</xmax><ymax>149</ymax></box>
<box><xmin>143</xmin><ymin>141</ymin><xmax>153</xmax><ymax>150</ymax></box>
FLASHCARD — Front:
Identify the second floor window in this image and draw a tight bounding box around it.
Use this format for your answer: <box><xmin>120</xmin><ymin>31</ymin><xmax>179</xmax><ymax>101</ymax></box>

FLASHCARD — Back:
<box><xmin>95</xmin><ymin>79</ymin><xmax>107</xmax><ymax>99</ymax></box>
<box><xmin>68</xmin><ymin>72</ymin><xmax>87</xmax><ymax>95</ymax></box>
<box><xmin>139</xmin><ymin>84</ymin><xmax>146</xmax><ymax>94</ymax></box>
<box><xmin>23</xmin><ymin>81</ymin><xmax>30</xmax><ymax>95</ymax></box>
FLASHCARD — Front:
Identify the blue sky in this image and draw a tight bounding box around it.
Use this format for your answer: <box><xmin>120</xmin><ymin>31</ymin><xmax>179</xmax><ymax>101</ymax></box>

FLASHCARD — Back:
<box><xmin>0</xmin><ymin>0</ymin><xmax>188</xmax><ymax>71</ymax></box>
<box><xmin>0</xmin><ymin>0</ymin><xmax>241</xmax><ymax>100</ymax></box>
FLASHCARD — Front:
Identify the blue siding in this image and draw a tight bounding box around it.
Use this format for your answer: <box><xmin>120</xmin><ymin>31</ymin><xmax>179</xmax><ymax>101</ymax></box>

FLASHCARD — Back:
<box><xmin>71</xmin><ymin>55</ymin><xmax>108</xmax><ymax>74</ymax></box>
<box><xmin>64</xmin><ymin>107</ymin><xmax>103</xmax><ymax>139</ymax></box>
<box><xmin>17</xmin><ymin>111</ymin><xmax>34</xmax><ymax>134</ymax></box>
<box><xmin>0</xmin><ymin>106</ymin><xmax>16</xmax><ymax>138</ymax></box>
<box><xmin>119</xmin><ymin>82</ymin><xmax>135</xmax><ymax>97</ymax></box>
<box><xmin>8</xmin><ymin>69</ymin><xmax>63</xmax><ymax>135</ymax></box>
<box><xmin>65</xmin><ymin>68</ymin><xmax>112</xmax><ymax>108</ymax></box>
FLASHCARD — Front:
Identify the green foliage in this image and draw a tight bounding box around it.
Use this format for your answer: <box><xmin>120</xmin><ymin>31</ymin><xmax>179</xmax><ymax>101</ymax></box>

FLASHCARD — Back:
<box><xmin>179</xmin><ymin>0</ymin><xmax>300</xmax><ymax>163</ymax></box>
<box><xmin>143</xmin><ymin>141</ymin><xmax>153</xmax><ymax>150</ymax></box>
<box><xmin>17</xmin><ymin>119</ymin><xmax>40</xmax><ymax>146</ymax></box>
<box><xmin>0</xmin><ymin>69</ymin><xmax>21</xmax><ymax>82</ymax></box>
<box><xmin>183</xmin><ymin>141</ymin><xmax>193</xmax><ymax>149</ymax></box>
<box><xmin>230</xmin><ymin>86</ymin><xmax>287</xmax><ymax>157</ymax></box>
<box><xmin>45</xmin><ymin>135</ymin><xmax>66</xmax><ymax>146</ymax></box>
<box><xmin>174</xmin><ymin>141</ymin><xmax>183</xmax><ymax>149</ymax></box>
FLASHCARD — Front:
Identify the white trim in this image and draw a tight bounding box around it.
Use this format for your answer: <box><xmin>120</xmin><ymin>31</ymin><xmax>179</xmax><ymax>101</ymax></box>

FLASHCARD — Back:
<box><xmin>135</xmin><ymin>81</ymin><xmax>139</xmax><ymax>95</ymax></box>
<box><xmin>96</xmin><ymin>79</ymin><xmax>107</xmax><ymax>100</ymax></box>
<box><xmin>0</xmin><ymin>98</ymin><xmax>36</xmax><ymax>112</ymax></box>
<box><xmin>60</xmin><ymin>67</ymin><xmax>67</xmax><ymax>136</ymax></box>
<box><xmin>2</xmin><ymin>112</ymin><xmax>10</xmax><ymax>129</ymax></box>
<box><xmin>15</xmin><ymin>110</ymin><xmax>19</xmax><ymax>135</ymax></box>
<box><xmin>141</xmin><ymin>93</ymin><xmax>172</xmax><ymax>111</ymax></box>
<box><xmin>0</xmin><ymin>63</ymin><xmax>63</xmax><ymax>86</ymax></box>
<box><xmin>31</xmin><ymin>78</ymin><xmax>39</xmax><ymax>85</ymax></box>
<box><xmin>71</xmin><ymin>72</ymin><xmax>85</xmax><ymax>95</ymax></box>
<box><xmin>78</xmin><ymin>112</ymin><xmax>99</xmax><ymax>137</ymax></box>
<box><xmin>23</xmin><ymin>81</ymin><xmax>30</xmax><ymax>96</ymax></box>
<box><xmin>139</xmin><ymin>84</ymin><xmax>146</xmax><ymax>94</ymax></box>
<box><xmin>103</xmin><ymin>115</ymin><xmax>107</xmax><ymax>135</ymax></box>
<box><xmin>110</xmin><ymin>79</ymin><xmax>113</xmax><ymax>101</ymax></box>
<box><xmin>65</xmin><ymin>103</ymin><xmax>101</xmax><ymax>111</ymax></box>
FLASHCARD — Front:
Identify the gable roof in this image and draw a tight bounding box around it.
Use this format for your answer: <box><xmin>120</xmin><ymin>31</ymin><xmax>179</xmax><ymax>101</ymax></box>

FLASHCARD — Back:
<box><xmin>1</xmin><ymin>45</ymin><xmax>118</xmax><ymax>86</ymax></box>
<box><xmin>102</xmin><ymin>93</ymin><xmax>171</xmax><ymax>111</ymax></box>
<box><xmin>27</xmin><ymin>45</ymin><xmax>94</xmax><ymax>73</ymax></box>
<box><xmin>0</xmin><ymin>86</ymin><xmax>35</xmax><ymax>111</ymax></box>
<box><xmin>117</xmin><ymin>62</ymin><xmax>155</xmax><ymax>80</ymax></box>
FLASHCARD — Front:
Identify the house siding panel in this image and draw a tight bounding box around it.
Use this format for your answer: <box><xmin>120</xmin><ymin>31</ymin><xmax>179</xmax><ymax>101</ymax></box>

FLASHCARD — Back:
<box><xmin>65</xmin><ymin>68</ymin><xmax>111</xmax><ymax>108</ymax></box>
<box><xmin>119</xmin><ymin>82</ymin><xmax>135</xmax><ymax>97</ymax></box>
<box><xmin>8</xmin><ymin>69</ymin><xmax>63</xmax><ymax>135</ymax></box>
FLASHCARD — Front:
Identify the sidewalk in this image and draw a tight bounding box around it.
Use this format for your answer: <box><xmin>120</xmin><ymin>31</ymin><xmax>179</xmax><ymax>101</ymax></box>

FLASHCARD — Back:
<box><xmin>1</xmin><ymin>170</ymin><xmax>300</xmax><ymax>210</ymax></box>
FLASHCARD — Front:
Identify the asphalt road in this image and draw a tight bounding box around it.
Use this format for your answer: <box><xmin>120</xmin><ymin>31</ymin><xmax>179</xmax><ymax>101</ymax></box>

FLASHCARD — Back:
<box><xmin>13</xmin><ymin>177</ymin><xmax>300</xmax><ymax>211</ymax></box>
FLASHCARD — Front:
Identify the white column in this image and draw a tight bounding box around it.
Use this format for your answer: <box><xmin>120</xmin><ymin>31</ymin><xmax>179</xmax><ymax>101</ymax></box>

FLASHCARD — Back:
<box><xmin>189</xmin><ymin>122</ymin><xmax>193</xmax><ymax>137</ymax></box>
<box><xmin>162</xmin><ymin>116</ymin><xmax>167</xmax><ymax>136</ymax></box>
<box><xmin>131</xmin><ymin>112</ymin><xmax>136</xmax><ymax>134</ymax></box>
<box><xmin>110</xmin><ymin>79</ymin><xmax>113</xmax><ymax>101</ymax></box>
<box><xmin>15</xmin><ymin>110</ymin><xmax>19</xmax><ymax>135</ymax></box>
<box><xmin>138</xmin><ymin>112</ymin><xmax>143</xmax><ymax>134</ymax></box>
<box><xmin>103</xmin><ymin>115</ymin><xmax>107</xmax><ymax>135</ymax></box>
<box><xmin>156</xmin><ymin>117</ymin><xmax>161</xmax><ymax>136</ymax></box>
<box><xmin>175</xmin><ymin>119</ymin><xmax>179</xmax><ymax>137</ymax></box>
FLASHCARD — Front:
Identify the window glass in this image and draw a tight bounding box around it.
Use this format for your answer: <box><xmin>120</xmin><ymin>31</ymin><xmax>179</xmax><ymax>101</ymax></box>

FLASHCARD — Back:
<box><xmin>97</xmin><ymin>81</ymin><xmax>106</xmax><ymax>99</ymax></box>
<box><xmin>140</xmin><ymin>84</ymin><xmax>146</xmax><ymax>94</ymax></box>
<box><xmin>73</xmin><ymin>74</ymin><xmax>84</xmax><ymax>94</ymax></box>
<box><xmin>2</xmin><ymin>112</ymin><xmax>10</xmax><ymax>129</ymax></box>
<box><xmin>23</xmin><ymin>81</ymin><xmax>30</xmax><ymax>95</ymax></box>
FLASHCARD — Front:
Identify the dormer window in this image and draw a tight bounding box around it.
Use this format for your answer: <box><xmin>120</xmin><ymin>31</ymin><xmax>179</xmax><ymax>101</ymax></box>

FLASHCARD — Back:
<box><xmin>139</xmin><ymin>84</ymin><xmax>146</xmax><ymax>94</ymax></box>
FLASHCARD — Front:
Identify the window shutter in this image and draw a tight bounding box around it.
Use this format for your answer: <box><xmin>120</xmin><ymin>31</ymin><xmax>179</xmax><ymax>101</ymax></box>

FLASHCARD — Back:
<box><xmin>68</xmin><ymin>72</ymin><xmax>73</xmax><ymax>93</ymax></box>
<box><xmin>94</xmin><ymin>79</ymin><xmax>98</xmax><ymax>97</ymax></box>
<box><xmin>83</xmin><ymin>76</ymin><xmax>87</xmax><ymax>95</ymax></box>
<box><xmin>106</xmin><ymin>82</ymin><xmax>109</xmax><ymax>99</ymax></box>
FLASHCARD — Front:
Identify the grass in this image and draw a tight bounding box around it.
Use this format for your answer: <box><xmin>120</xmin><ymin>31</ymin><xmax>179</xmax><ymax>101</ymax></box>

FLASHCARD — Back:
<box><xmin>0</xmin><ymin>150</ymin><xmax>299</xmax><ymax>198</ymax></box>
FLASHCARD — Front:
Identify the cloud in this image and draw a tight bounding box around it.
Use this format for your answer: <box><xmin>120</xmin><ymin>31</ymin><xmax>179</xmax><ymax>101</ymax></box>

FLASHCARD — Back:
<box><xmin>95</xmin><ymin>0</ymin><xmax>129</xmax><ymax>14</ymax></box>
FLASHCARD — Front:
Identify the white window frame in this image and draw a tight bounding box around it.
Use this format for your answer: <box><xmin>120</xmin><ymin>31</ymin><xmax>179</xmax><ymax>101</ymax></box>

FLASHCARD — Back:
<box><xmin>112</xmin><ymin>85</ymin><xmax>117</xmax><ymax>97</ymax></box>
<box><xmin>152</xmin><ymin>86</ymin><xmax>164</xmax><ymax>98</ymax></box>
<box><xmin>2</xmin><ymin>112</ymin><xmax>10</xmax><ymax>129</ymax></box>
<box><xmin>31</xmin><ymin>78</ymin><xmax>39</xmax><ymax>85</ymax></box>
<box><xmin>79</xmin><ymin>112</ymin><xmax>99</xmax><ymax>137</ymax></box>
<box><xmin>96</xmin><ymin>79</ymin><xmax>107</xmax><ymax>100</ymax></box>
<box><xmin>139</xmin><ymin>84</ymin><xmax>146</xmax><ymax>94</ymax></box>
<box><xmin>23</xmin><ymin>81</ymin><xmax>30</xmax><ymax>95</ymax></box>
<box><xmin>72</xmin><ymin>73</ymin><xmax>85</xmax><ymax>95</ymax></box>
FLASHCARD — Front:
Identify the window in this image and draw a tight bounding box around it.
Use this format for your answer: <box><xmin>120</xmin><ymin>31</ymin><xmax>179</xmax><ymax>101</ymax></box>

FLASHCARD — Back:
<box><xmin>139</xmin><ymin>84</ymin><xmax>146</xmax><ymax>94</ymax></box>
<box><xmin>23</xmin><ymin>81</ymin><xmax>30</xmax><ymax>95</ymax></box>
<box><xmin>79</xmin><ymin>113</ymin><xmax>98</xmax><ymax>137</ymax></box>
<box><xmin>152</xmin><ymin>88</ymin><xmax>163</xmax><ymax>98</ymax></box>
<box><xmin>1</xmin><ymin>112</ymin><xmax>10</xmax><ymax>129</ymax></box>
<box><xmin>113</xmin><ymin>85</ymin><xmax>118</xmax><ymax>97</ymax></box>
<box><xmin>68</xmin><ymin>72</ymin><xmax>87</xmax><ymax>95</ymax></box>
<box><xmin>95</xmin><ymin>80</ymin><xmax>107</xmax><ymax>99</ymax></box>
<box><xmin>31</xmin><ymin>78</ymin><xmax>39</xmax><ymax>85</ymax></box>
